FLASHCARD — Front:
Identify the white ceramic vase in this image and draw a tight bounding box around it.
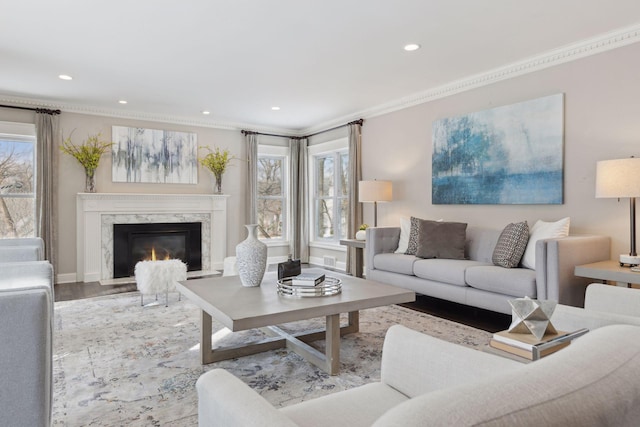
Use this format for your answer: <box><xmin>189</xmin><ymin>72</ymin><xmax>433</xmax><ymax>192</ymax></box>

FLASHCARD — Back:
<box><xmin>235</xmin><ymin>224</ymin><xmax>267</xmax><ymax>287</ymax></box>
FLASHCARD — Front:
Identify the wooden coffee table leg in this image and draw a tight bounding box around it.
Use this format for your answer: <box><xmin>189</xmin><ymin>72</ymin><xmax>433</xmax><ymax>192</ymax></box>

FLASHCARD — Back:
<box><xmin>326</xmin><ymin>314</ymin><xmax>340</xmax><ymax>375</ymax></box>
<box><xmin>198</xmin><ymin>309</ymin><xmax>358</xmax><ymax>374</ymax></box>
<box><xmin>346</xmin><ymin>311</ymin><xmax>359</xmax><ymax>333</ymax></box>
<box><xmin>201</xmin><ymin>310</ymin><xmax>214</xmax><ymax>364</ymax></box>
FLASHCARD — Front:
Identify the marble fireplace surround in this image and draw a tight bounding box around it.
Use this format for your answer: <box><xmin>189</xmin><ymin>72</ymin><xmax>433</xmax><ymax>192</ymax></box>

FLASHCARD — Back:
<box><xmin>76</xmin><ymin>193</ymin><xmax>228</xmax><ymax>282</ymax></box>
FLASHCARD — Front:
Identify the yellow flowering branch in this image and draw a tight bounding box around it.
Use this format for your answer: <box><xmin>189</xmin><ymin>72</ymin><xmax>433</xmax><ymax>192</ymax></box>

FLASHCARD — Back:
<box><xmin>199</xmin><ymin>146</ymin><xmax>236</xmax><ymax>180</ymax></box>
<box><xmin>60</xmin><ymin>132</ymin><xmax>113</xmax><ymax>177</ymax></box>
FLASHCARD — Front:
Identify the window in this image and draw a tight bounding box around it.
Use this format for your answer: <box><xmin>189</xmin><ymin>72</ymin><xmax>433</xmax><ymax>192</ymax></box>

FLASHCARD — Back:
<box><xmin>0</xmin><ymin>122</ymin><xmax>36</xmax><ymax>239</ymax></box>
<box><xmin>257</xmin><ymin>145</ymin><xmax>288</xmax><ymax>241</ymax></box>
<box><xmin>310</xmin><ymin>139</ymin><xmax>349</xmax><ymax>243</ymax></box>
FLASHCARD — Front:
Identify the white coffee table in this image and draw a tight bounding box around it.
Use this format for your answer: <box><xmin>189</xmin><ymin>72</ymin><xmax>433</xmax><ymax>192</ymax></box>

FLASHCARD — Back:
<box><xmin>176</xmin><ymin>271</ymin><xmax>415</xmax><ymax>375</ymax></box>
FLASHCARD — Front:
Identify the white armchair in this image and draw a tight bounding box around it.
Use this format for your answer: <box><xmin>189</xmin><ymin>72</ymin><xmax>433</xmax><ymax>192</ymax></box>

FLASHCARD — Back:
<box><xmin>553</xmin><ymin>283</ymin><xmax>640</xmax><ymax>331</ymax></box>
<box><xmin>0</xmin><ymin>237</ymin><xmax>45</xmax><ymax>262</ymax></box>
<box><xmin>196</xmin><ymin>323</ymin><xmax>640</xmax><ymax>426</ymax></box>
<box><xmin>0</xmin><ymin>260</ymin><xmax>54</xmax><ymax>427</ymax></box>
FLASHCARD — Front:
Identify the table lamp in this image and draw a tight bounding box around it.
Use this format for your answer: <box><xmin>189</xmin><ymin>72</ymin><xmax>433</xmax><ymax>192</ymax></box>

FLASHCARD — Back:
<box><xmin>596</xmin><ymin>157</ymin><xmax>640</xmax><ymax>266</ymax></box>
<box><xmin>359</xmin><ymin>180</ymin><xmax>392</xmax><ymax>227</ymax></box>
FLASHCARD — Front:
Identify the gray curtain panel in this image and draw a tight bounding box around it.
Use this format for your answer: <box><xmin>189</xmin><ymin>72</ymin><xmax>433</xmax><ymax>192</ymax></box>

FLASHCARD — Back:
<box><xmin>35</xmin><ymin>111</ymin><xmax>59</xmax><ymax>271</ymax></box>
<box><xmin>245</xmin><ymin>132</ymin><xmax>258</xmax><ymax>225</ymax></box>
<box><xmin>347</xmin><ymin>123</ymin><xmax>363</xmax><ymax>276</ymax></box>
<box><xmin>289</xmin><ymin>138</ymin><xmax>309</xmax><ymax>262</ymax></box>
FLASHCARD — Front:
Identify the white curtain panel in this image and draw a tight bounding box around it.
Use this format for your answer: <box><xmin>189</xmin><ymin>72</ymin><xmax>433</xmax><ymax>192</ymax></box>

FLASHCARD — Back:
<box><xmin>289</xmin><ymin>138</ymin><xmax>309</xmax><ymax>262</ymax></box>
<box><xmin>245</xmin><ymin>132</ymin><xmax>258</xmax><ymax>225</ymax></box>
<box><xmin>347</xmin><ymin>123</ymin><xmax>363</xmax><ymax>275</ymax></box>
<box><xmin>35</xmin><ymin>110</ymin><xmax>59</xmax><ymax>270</ymax></box>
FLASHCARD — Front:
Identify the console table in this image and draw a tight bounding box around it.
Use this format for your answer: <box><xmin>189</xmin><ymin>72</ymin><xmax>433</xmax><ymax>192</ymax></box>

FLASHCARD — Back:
<box><xmin>340</xmin><ymin>239</ymin><xmax>365</xmax><ymax>278</ymax></box>
<box><xmin>574</xmin><ymin>260</ymin><xmax>640</xmax><ymax>288</ymax></box>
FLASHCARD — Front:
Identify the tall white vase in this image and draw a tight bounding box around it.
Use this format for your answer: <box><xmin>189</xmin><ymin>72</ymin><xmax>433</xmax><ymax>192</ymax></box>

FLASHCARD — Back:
<box><xmin>235</xmin><ymin>224</ymin><xmax>267</xmax><ymax>287</ymax></box>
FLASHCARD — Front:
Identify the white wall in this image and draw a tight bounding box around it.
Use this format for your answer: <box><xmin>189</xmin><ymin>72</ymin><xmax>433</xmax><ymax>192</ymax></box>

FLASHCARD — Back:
<box><xmin>3</xmin><ymin>41</ymin><xmax>639</xmax><ymax>279</ymax></box>
<box><xmin>0</xmin><ymin>109</ymin><xmax>248</xmax><ymax>280</ymax></box>
<box><xmin>361</xmin><ymin>42</ymin><xmax>640</xmax><ymax>258</ymax></box>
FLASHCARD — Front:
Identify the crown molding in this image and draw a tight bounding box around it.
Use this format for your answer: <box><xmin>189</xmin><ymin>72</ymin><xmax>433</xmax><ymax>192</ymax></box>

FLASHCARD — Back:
<box><xmin>301</xmin><ymin>22</ymin><xmax>640</xmax><ymax>135</ymax></box>
<box><xmin>0</xmin><ymin>95</ymin><xmax>298</xmax><ymax>136</ymax></box>
<box><xmin>3</xmin><ymin>22</ymin><xmax>640</xmax><ymax>137</ymax></box>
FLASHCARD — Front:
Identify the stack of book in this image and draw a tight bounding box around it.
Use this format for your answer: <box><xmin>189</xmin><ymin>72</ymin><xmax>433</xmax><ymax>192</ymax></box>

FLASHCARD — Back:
<box><xmin>291</xmin><ymin>272</ymin><xmax>325</xmax><ymax>287</ymax></box>
<box><xmin>490</xmin><ymin>329</ymin><xmax>575</xmax><ymax>360</ymax></box>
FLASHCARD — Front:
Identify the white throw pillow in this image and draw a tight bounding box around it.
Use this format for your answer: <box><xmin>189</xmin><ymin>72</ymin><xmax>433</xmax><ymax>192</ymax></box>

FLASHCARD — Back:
<box><xmin>395</xmin><ymin>217</ymin><xmax>411</xmax><ymax>253</ymax></box>
<box><xmin>521</xmin><ymin>217</ymin><xmax>571</xmax><ymax>270</ymax></box>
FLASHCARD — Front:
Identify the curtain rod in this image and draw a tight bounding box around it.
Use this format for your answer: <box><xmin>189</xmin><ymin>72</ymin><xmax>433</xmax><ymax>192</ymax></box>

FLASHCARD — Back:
<box><xmin>242</xmin><ymin>118</ymin><xmax>364</xmax><ymax>140</ymax></box>
<box><xmin>0</xmin><ymin>104</ymin><xmax>61</xmax><ymax>115</ymax></box>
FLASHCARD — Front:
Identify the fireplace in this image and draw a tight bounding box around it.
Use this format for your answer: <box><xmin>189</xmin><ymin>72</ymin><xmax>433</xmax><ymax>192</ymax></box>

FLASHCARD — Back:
<box><xmin>113</xmin><ymin>222</ymin><xmax>202</xmax><ymax>278</ymax></box>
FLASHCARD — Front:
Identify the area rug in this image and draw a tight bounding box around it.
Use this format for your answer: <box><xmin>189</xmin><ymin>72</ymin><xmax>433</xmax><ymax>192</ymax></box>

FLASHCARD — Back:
<box><xmin>52</xmin><ymin>292</ymin><xmax>491</xmax><ymax>426</ymax></box>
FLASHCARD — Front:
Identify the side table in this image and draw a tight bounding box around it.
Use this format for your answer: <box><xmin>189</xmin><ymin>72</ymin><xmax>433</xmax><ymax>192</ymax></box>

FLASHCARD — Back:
<box><xmin>339</xmin><ymin>239</ymin><xmax>366</xmax><ymax>278</ymax></box>
<box><xmin>575</xmin><ymin>260</ymin><xmax>640</xmax><ymax>288</ymax></box>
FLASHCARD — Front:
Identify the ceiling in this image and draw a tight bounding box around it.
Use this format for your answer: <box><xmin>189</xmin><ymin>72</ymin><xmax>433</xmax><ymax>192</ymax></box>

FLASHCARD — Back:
<box><xmin>2</xmin><ymin>1</ymin><xmax>640</xmax><ymax>134</ymax></box>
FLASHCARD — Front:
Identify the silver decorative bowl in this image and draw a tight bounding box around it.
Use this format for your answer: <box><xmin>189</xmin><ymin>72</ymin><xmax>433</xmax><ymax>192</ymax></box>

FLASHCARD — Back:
<box><xmin>276</xmin><ymin>276</ymin><xmax>342</xmax><ymax>298</ymax></box>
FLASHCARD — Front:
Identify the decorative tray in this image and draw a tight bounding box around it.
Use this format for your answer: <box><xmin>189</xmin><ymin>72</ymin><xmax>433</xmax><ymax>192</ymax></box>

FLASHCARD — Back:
<box><xmin>277</xmin><ymin>276</ymin><xmax>342</xmax><ymax>298</ymax></box>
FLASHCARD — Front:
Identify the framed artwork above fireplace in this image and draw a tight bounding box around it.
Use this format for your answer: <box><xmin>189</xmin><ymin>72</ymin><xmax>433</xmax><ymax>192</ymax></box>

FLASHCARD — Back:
<box><xmin>111</xmin><ymin>125</ymin><xmax>198</xmax><ymax>184</ymax></box>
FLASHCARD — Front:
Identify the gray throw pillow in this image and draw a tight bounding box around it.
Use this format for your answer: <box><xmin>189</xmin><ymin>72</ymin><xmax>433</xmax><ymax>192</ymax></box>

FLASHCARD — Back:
<box><xmin>404</xmin><ymin>216</ymin><xmax>421</xmax><ymax>255</ymax></box>
<box><xmin>416</xmin><ymin>220</ymin><xmax>467</xmax><ymax>260</ymax></box>
<box><xmin>492</xmin><ymin>221</ymin><xmax>529</xmax><ymax>268</ymax></box>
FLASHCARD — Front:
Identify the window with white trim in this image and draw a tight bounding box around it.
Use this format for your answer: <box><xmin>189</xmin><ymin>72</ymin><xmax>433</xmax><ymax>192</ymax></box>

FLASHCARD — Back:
<box><xmin>257</xmin><ymin>145</ymin><xmax>288</xmax><ymax>241</ymax></box>
<box><xmin>309</xmin><ymin>138</ymin><xmax>349</xmax><ymax>244</ymax></box>
<box><xmin>0</xmin><ymin>121</ymin><xmax>36</xmax><ymax>239</ymax></box>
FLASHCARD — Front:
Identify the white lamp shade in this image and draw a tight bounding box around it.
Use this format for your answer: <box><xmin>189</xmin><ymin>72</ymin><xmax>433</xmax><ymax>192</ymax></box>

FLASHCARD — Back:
<box><xmin>359</xmin><ymin>180</ymin><xmax>392</xmax><ymax>202</ymax></box>
<box><xmin>596</xmin><ymin>158</ymin><xmax>640</xmax><ymax>198</ymax></box>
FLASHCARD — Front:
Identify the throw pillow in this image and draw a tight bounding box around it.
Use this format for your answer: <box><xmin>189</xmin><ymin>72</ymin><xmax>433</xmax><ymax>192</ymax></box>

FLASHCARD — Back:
<box><xmin>416</xmin><ymin>219</ymin><xmax>467</xmax><ymax>260</ymax></box>
<box><xmin>521</xmin><ymin>217</ymin><xmax>570</xmax><ymax>270</ymax></box>
<box><xmin>492</xmin><ymin>221</ymin><xmax>529</xmax><ymax>268</ymax></box>
<box><xmin>405</xmin><ymin>216</ymin><xmax>444</xmax><ymax>255</ymax></box>
<box><xmin>394</xmin><ymin>217</ymin><xmax>411</xmax><ymax>254</ymax></box>
<box><xmin>404</xmin><ymin>216</ymin><xmax>421</xmax><ymax>255</ymax></box>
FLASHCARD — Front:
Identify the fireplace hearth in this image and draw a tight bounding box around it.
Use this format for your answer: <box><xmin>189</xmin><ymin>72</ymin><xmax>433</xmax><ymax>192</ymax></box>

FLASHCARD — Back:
<box><xmin>113</xmin><ymin>222</ymin><xmax>202</xmax><ymax>278</ymax></box>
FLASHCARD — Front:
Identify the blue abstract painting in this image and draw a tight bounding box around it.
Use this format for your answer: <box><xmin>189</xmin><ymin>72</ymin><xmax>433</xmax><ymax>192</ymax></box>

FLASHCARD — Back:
<box><xmin>112</xmin><ymin>126</ymin><xmax>198</xmax><ymax>184</ymax></box>
<box><xmin>432</xmin><ymin>94</ymin><xmax>564</xmax><ymax>204</ymax></box>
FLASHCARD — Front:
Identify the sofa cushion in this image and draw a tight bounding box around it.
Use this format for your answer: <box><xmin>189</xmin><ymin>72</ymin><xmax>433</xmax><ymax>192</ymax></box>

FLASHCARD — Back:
<box><xmin>394</xmin><ymin>217</ymin><xmax>411</xmax><ymax>254</ymax></box>
<box><xmin>465</xmin><ymin>265</ymin><xmax>537</xmax><ymax>297</ymax></box>
<box><xmin>282</xmin><ymin>382</ymin><xmax>408</xmax><ymax>427</ymax></box>
<box><xmin>404</xmin><ymin>216</ymin><xmax>421</xmax><ymax>255</ymax></box>
<box><xmin>492</xmin><ymin>221</ymin><xmax>529</xmax><ymax>268</ymax></box>
<box><xmin>416</xmin><ymin>220</ymin><xmax>467</xmax><ymax>260</ymax></box>
<box><xmin>405</xmin><ymin>216</ymin><xmax>443</xmax><ymax>255</ymax></box>
<box><xmin>465</xmin><ymin>227</ymin><xmax>501</xmax><ymax>262</ymax></box>
<box><xmin>414</xmin><ymin>259</ymin><xmax>488</xmax><ymax>287</ymax></box>
<box><xmin>521</xmin><ymin>217</ymin><xmax>570</xmax><ymax>269</ymax></box>
<box><xmin>373</xmin><ymin>253</ymin><xmax>417</xmax><ymax>276</ymax></box>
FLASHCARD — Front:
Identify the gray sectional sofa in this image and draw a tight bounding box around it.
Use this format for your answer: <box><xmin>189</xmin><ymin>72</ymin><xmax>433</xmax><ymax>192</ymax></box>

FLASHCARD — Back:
<box><xmin>365</xmin><ymin>226</ymin><xmax>610</xmax><ymax>314</ymax></box>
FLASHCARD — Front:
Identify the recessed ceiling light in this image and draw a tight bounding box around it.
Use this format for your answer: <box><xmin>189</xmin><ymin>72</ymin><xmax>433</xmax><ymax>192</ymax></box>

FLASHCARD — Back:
<box><xmin>403</xmin><ymin>44</ymin><xmax>421</xmax><ymax>52</ymax></box>
<box><xmin>202</xmin><ymin>110</ymin><xmax>210</xmax><ymax>115</ymax></box>
<box><xmin>271</xmin><ymin>106</ymin><xmax>281</xmax><ymax>111</ymax></box>
<box><xmin>118</xmin><ymin>100</ymin><xmax>128</xmax><ymax>104</ymax></box>
<box><xmin>58</xmin><ymin>74</ymin><xmax>73</xmax><ymax>80</ymax></box>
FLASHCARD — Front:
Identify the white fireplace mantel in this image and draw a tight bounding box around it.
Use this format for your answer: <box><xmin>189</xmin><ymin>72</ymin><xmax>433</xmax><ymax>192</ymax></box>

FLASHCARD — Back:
<box><xmin>76</xmin><ymin>193</ymin><xmax>228</xmax><ymax>282</ymax></box>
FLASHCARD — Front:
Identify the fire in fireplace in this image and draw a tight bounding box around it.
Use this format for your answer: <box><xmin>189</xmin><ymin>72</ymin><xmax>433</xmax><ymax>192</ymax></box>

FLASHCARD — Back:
<box><xmin>113</xmin><ymin>222</ymin><xmax>202</xmax><ymax>278</ymax></box>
